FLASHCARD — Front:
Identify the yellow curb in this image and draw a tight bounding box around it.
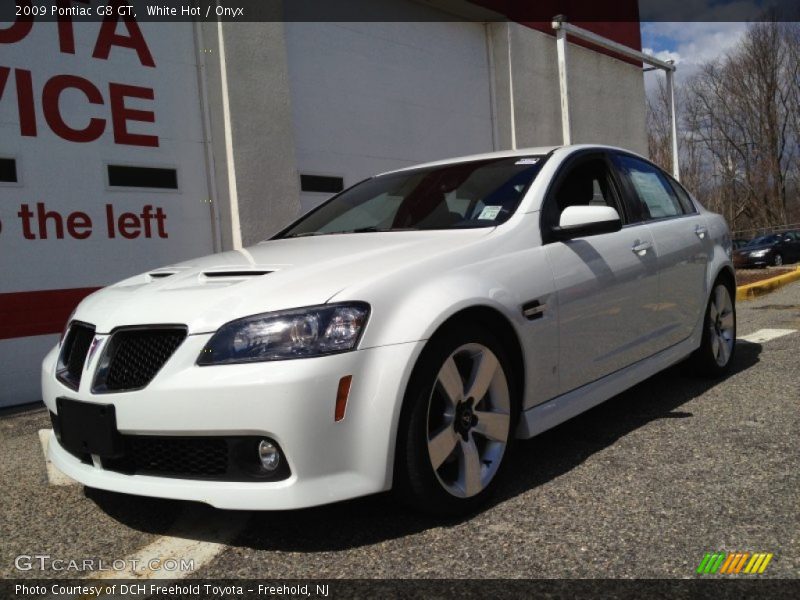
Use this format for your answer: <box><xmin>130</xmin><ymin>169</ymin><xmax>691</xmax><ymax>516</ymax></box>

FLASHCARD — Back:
<box><xmin>736</xmin><ymin>266</ymin><xmax>800</xmax><ymax>301</ymax></box>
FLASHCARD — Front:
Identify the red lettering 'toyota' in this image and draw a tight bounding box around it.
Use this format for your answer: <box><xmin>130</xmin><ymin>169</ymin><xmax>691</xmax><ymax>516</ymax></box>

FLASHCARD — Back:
<box><xmin>93</xmin><ymin>0</ymin><xmax>156</xmax><ymax>68</ymax></box>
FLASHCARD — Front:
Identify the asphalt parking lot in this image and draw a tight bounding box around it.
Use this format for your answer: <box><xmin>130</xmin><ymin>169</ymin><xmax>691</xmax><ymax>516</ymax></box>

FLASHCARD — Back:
<box><xmin>1</xmin><ymin>282</ymin><xmax>798</xmax><ymax>581</ymax></box>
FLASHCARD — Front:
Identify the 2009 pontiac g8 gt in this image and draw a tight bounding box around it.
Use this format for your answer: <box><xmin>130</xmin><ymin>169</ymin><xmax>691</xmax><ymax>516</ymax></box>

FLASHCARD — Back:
<box><xmin>43</xmin><ymin>145</ymin><xmax>736</xmax><ymax>515</ymax></box>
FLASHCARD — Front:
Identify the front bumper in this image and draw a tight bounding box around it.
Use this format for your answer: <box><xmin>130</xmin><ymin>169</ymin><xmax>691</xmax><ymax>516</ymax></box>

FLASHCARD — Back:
<box><xmin>42</xmin><ymin>336</ymin><xmax>425</xmax><ymax>510</ymax></box>
<box><xmin>733</xmin><ymin>254</ymin><xmax>769</xmax><ymax>268</ymax></box>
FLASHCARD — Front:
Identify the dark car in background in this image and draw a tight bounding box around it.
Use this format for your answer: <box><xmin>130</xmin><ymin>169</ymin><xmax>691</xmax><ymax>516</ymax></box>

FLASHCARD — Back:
<box><xmin>732</xmin><ymin>238</ymin><xmax>750</xmax><ymax>250</ymax></box>
<box><xmin>733</xmin><ymin>231</ymin><xmax>800</xmax><ymax>268</ymax></box>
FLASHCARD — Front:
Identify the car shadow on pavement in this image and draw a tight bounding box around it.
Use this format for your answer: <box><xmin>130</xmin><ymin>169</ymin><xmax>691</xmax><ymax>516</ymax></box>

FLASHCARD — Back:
<box><xmin>85</xmin><ymin>341</ymin><xmax>762</xmax><ymax>553</ymax></box>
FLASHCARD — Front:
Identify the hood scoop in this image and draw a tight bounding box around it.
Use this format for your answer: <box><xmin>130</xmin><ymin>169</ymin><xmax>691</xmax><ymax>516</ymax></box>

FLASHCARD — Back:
<box><xmin>144</xmin><ymin>268</ymin><xmax>273</xmax><ymax>289</ymax></box>
<box><xmin>149</xmin><ymin>271</ymin><xmax>177</xmax><ymax>280</ymax></box>
<box><xmin>201</xmin><ymin>270</ymin><xmax>272</xmax><ymax>278</ymax></box>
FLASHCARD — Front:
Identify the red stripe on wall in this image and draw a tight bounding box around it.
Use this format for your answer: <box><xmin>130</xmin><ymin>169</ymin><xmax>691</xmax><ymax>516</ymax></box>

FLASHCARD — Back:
<box><xmin>470</xmin><ymin>0</ymin><xmax>643</xmax><ymax>66</ymax></box>
<box><xmin>523</xmin><ymin>21</ymin><xmax>643</xmax><ymax>67</ymax></box>
<box><xmin>0</xmin><ymin>287</ymin><xmax>100</xmax><ymax>341</ymax></box>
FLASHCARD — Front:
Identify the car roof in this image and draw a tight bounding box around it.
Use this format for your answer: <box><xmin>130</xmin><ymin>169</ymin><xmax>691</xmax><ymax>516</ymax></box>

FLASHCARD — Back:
<box><xmin>376</xmin><ymin>144</ymin><xmax>647</xmax><ymax>176</ymax></box>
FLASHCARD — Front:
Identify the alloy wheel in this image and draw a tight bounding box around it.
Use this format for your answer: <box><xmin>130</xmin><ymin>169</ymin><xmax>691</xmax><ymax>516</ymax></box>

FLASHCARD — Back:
<box><xmin>708</xmin><ymin>284</ymin><xmax>735</xmax><ymax>367</ymax></box>
<box><xmin>426</xmin><ymin>343</ymin><xmax>510</xmax><ymax>498</ymax></box>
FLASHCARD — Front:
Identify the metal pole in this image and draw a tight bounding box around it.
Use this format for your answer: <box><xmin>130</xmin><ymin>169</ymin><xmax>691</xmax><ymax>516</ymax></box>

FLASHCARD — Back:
<box><xmin>507</xmin><ymin>23</ymin><xmax>517</xmax><ymax>150</ymax></box>
<box><xmin>551</xmin><ymin>17</ymin><xmax>679</xmax><ymax>154</ymax></box>
<box><xmin>553</xmin><ymin>16</ymin><xmax>571</xmax><ymax>145</ymax></box>
<box><xmin>193</xmin><ymin>21</ymin><xmax>223</xmax><ymax>253</ymax></box>
<box><xmin>216</xmin><ymin>17</ymin><xmax>243</xmax><ymax>250</ymax></box>
<box><xmin>552</xmin><ymin>19</ymin><xmax>677</xmax><ymax>71</ymax></box>
<box><xmin>665</xmin><ymin>62</ymin><xmax>680</xmax><ymax>181</ymax></box>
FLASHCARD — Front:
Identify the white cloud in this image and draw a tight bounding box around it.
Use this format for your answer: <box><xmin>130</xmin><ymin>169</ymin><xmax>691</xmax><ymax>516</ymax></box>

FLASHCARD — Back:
<box><xmin>641</xmin><ymin>47</ymin><xmax>681</xmax><ymax>64</ymax></box>
<box><xmin>641</xmin><ymin>22</ymin><xmax>749</xmax><ymax>96</ymax></box>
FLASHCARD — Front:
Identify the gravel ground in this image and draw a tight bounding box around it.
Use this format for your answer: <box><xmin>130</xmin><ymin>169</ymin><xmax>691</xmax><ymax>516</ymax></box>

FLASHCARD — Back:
<box><xmin>1</xmin><ymin>282</ymin><xmax>798</xmax><ymax>581</ymax></box>
<box><xmin>735</xmin><ymin>266</ymin><xmax>798</xmax><ymax>286</ymax></box>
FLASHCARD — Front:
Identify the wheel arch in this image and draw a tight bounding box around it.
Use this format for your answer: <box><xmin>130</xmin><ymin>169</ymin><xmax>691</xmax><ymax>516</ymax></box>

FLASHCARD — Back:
<box><xmin>390</xmin><ymin>303</ymin><xmax>527</xmax><ymax>509</ymax></box>
<box><xmin>714</xmin><ymin>265</ymin><xmax>736</xmax><ymax>297</ymax></box>
<box><xmin>428</xmin><ymin>305</ymin><xmax>526</xmax><ymax>410</ymax></box>
<box><xmin>391</xmin><ymin>303</ymin><xmax>527</xmax><ymax>461</ymax></box>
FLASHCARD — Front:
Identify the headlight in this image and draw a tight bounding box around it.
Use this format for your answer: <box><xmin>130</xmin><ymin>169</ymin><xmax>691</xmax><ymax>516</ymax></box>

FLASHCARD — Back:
<box><xmin>749</xmin><ymin>249</ymin><xmax>769</xmax><ymax>257</ymax></box>
<box><xmin>197</xmin><ymin>303</ymin><xmax>370</xmax><ymax>365</ymax></box>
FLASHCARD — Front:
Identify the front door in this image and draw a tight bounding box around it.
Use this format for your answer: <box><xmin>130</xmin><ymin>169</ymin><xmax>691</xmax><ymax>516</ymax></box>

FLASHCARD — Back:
<box><xmin>542</xmin><ymin>153</ymin><xmax>660</xmax><ymax>394</ymax></box>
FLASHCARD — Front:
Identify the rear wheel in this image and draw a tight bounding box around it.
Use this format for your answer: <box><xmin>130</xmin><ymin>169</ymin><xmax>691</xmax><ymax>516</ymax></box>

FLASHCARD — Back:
<box><xmin>689</xmin><ymin>281</ymin><xmax>736</xmax><ymax>376</ymax></box>
<box><xmin>394</xmin><ymin>325</ymin><xmax>517</xmax><ymax>515</ymax></box>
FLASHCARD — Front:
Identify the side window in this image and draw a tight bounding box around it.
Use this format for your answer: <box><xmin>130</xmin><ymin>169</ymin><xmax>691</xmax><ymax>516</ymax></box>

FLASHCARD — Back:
<box><xmin>543</xmin><ymin>156</ymin><xmax>622</xmax><ymax>233</ymax></box>
<box><xmin>616</xmin><ymin>155</ymin><xmax>685</xmax><ymax>220</ymax></box>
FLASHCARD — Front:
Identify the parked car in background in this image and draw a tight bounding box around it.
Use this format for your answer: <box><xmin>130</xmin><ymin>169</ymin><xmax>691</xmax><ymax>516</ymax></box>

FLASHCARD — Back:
<box><xmin>42</xmin><ymin>145</ymin><xmax>736</xmax><ymax>515</ymax></box>
<box><xmin>732</xmin><ymin>238</ymin><xmax>750</xmax><ymax>250</ymax></box>
<box><xmin>733</xmin><ymin>232</ymin><xmax>800</xmax><ymax>268</ymax></box>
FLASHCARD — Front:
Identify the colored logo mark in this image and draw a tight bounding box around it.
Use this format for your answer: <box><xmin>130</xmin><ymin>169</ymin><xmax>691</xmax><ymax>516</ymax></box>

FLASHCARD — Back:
<box><xmin>696</xmin><ymin>552</ymin><xmax>774</xmax><ymax>574</ymax></box>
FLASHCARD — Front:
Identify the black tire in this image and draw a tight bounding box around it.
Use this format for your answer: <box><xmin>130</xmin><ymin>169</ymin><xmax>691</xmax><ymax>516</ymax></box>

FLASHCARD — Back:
<box><xmin>688</xmin><ymin>279</ymin><xmax>736</xmax><ymax>377</ymax></box>
<box><xmin>393</xmin><ymin>323</ymin><xmax>519</xmax><ymax>516</ymax></box>
<box><xmin>772</xmin><ymin>253</ymin><xmax>783</xmax><ymax>266</ymax></box>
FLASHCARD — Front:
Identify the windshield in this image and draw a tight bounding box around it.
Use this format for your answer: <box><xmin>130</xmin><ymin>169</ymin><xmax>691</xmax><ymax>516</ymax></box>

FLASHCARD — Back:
<box><xmin>746</xmin><ymin>235</ymin><xmax>779</xmax><ymax>247</ymax></box>
<box><xmin>276</xmin><ymin>156</ymin><xmax>545</xmax><ymax>238</ymax></box>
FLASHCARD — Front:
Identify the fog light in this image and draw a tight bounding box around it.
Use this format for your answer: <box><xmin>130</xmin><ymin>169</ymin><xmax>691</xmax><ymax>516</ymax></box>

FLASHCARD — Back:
<box><xmin>257</xmin><ymin>439</ymin><xmax>280</xmax><ymax>471</ymax></box>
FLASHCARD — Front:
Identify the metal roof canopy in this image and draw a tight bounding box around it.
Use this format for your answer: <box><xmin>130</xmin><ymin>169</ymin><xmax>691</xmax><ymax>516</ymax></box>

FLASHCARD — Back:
<box><xmin>551</xmin><ymin>16</ymin><xmax>680</xmax><ymax>180</ymax></box>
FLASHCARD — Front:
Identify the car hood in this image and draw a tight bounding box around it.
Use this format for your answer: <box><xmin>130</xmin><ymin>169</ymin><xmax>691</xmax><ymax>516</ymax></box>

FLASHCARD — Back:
<box><xmin>75</xmin><ymin>229</ymin><xmax>494</xmax><ymax>334</ymax></box>
<box><xmin>735</xmin><ymin>244</ymin><xmax>773</xmax><ymax>254</ymax></box>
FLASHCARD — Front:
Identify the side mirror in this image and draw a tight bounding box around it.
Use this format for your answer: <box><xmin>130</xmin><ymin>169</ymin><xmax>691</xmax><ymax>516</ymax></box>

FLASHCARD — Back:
<box><xmin>551</xmin><ymin>205</ymin><xmax>622</xmax><ymax>241</ymax></box>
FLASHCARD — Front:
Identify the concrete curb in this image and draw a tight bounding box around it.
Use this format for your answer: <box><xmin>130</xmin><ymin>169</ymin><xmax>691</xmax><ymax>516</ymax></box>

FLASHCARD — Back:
<box><xmin>736</xmin><ymin>267</ymin><xmax>800</xmax><ymax>301</ymax></box>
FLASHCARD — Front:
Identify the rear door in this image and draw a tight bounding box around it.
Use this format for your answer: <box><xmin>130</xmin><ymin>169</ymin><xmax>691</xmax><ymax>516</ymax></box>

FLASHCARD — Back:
<box><xmin>612</xmin><ymin>153</ymin><xmax>709</xmax><ymax>349</ymax></box>
<box><xmin>542</xmin><ymin>152</ymin><xmax>659</xmax><ymax>394</ymax></box>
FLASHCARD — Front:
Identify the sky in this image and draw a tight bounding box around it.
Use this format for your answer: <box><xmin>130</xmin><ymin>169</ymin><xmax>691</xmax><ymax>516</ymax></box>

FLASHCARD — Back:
<box><xmin>640</xmin><ymin>22</ymin><xmax>749</xmax><ymax>94</ymax></box>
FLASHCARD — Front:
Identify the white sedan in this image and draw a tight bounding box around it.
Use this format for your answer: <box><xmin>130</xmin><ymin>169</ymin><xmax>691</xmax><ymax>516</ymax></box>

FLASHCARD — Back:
<box><xmin>42</xmin><ymin>145</ymin><xmax>736</xmax><ymax>515</ymax></box>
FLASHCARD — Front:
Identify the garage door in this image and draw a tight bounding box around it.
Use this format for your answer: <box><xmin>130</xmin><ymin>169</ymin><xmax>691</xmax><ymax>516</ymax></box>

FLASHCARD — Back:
<box><xmin>0</xmin><ymin>21</ymin><xmax>214</xmax><ymax>407</ymax></box>
<box><xmin>284</xmin><ymin>20</ymin><xmax>496</xmax><ymax>211</ymax></box>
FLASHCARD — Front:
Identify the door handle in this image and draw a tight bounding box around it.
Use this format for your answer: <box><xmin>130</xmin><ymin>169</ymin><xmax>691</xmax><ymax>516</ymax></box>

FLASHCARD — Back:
<box><xmin>695</xmin><ymin>226</ymin><xmax>708</xmax><ymax>239</ymax></box>
<box><xmin>632</xmin><ymin>241</ymin><xmax>652</xmax><ymax>255</ymax></box>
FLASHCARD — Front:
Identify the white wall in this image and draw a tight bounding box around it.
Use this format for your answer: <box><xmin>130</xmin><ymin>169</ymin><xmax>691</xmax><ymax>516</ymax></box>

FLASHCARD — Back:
<box><xmin>284</xmin><ymin>20</ymin><xmax>496</xmax><ymax>211</ymax></box>
<box><xmin>490</xmin><ymin>23</ymin><xmax>648</xmax><ymax>154</ymax></box>
<box><xmin>198</xmin><ymin>21</ymin><xmax>302</xmax><ymax>248</ymax></box>
<box><xmin>0</xmin><ymin>22</ymin><xmax>213</xmax><ymax>407</ymax></box>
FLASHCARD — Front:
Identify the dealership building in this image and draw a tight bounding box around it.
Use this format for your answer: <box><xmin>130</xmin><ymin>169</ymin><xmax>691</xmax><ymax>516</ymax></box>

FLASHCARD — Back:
<box><xmin>0</xmin><ymin>0</ymin><xmax>646</xmax><ymax>407</ymax></box>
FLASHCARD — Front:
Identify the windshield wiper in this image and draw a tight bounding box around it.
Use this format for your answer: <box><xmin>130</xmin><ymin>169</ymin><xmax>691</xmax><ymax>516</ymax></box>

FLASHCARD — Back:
<box><xmin>345</xmin><ymin>227</ymin><xmax>419</xmax><ymax>233</ymax></box>
<box><xmin>283</xmin><ymin>231</ymin><xmax>335</xmax><ymax>238</ymax></box>
<box><xmin>283</xmin><ymin>227</ymin><xmax>419</xmax><ymax>238</ymax></box>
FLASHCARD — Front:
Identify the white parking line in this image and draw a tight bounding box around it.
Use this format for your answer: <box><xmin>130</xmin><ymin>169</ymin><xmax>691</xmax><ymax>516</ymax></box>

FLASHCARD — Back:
<box><xmin>38</xmin><ymin>429</ymin><xmax>79</xmax><ymax>486</ymax></box>
<box><xmin>37</xmin><ymin>432</ymin><xmax>245</xmax><ymax>585</ymax></box>
<box><xmin>54</xmin><ymin>507</ymin><xmax>247</xmax><ymax>600</ymax></box>
<box><xmin>738</xmin><ymin>328</ymin><xmax>797</xmax><ymax>344</ymax></box>
<box><xmin>37</xmin><ymin>428</ymin><xmax>248</xmax><ymax>599</ymax></box>
<box><xmin>91</xmin><ymin>505</ymin><xmax>248</xmax><ymax>580</ymax></box>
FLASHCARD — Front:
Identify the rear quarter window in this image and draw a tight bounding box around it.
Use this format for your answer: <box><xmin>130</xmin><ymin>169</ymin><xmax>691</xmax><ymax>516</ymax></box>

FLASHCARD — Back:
<box><xmin>667</xmin><ymin>176</ymin><xmax>698</xmax><ymax>214</ymax></box>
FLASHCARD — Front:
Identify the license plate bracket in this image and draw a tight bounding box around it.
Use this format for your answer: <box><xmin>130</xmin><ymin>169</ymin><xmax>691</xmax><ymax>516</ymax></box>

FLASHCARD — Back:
<box><xmin>56</xmin><ymin>397</ymin><xmax>123</xmax><ymax>458</ymax></box>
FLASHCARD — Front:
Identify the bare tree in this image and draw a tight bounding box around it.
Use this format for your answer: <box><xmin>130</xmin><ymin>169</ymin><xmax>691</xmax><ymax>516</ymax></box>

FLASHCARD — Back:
<box><xmin>646</xmin><ymin>78</ymin><xmax>706</xmax><ymax>211</ymax></box>
<box><xmin>647</xmin><ymin>20</ymin><xmax>800</xmax><ymax>233</ymax></box>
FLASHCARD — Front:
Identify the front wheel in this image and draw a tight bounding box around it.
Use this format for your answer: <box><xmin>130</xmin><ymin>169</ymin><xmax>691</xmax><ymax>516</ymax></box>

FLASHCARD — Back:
<box><xmin>772</xmin><ymin>253</ymin><xmax>783</xmax><ymax>266</ymax></box>
<box><xmin>394</xmin><ymin>325</ymin><xmax>517</xmax><ymax>516</ymax></box>
<box><xmin>689</xmin><ymin>281</ymin><xmax>736</xmax><ymax>377</ymax></box>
